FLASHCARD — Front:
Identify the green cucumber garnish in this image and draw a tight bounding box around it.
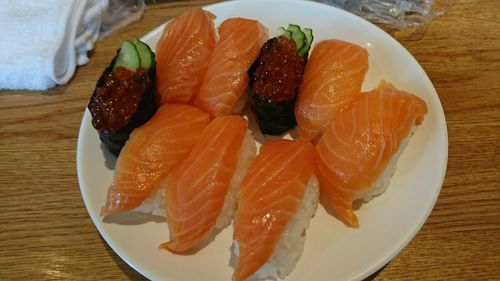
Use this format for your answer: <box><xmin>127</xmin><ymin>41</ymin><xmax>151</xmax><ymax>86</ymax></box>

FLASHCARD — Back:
<box><xmin>278</xmin><ymin>24</ymin><xmax>314</xmax><ymax>57</ymax></box>
<box><xmin>277</xmin><ymin>27</ymin><xmax>292</xmax><ymax>39</ymax></box>
<box><xmin>287</xmin><ymin>24</ymin><xmax>306</xmax><ymax>50</ymax></box>
<box><xmin>113</xmin><ymin>40</ymin><xmax>141</xmax><ymax>71</ymax></box>
<box><xmin>299</xmin><ymin>28</ymin><xmax>314</xmax><ymax>57</ymax></box>
<box><xmin>132</xmin><ymin>39</ymin><xmax>155</xmax><ymax>71</ymax></box>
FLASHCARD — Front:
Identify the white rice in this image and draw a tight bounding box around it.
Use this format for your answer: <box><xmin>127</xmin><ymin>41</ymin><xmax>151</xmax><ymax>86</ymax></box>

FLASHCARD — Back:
<box><xmin>215</xmin><ymin>131</ymin><xmax>257</xmax><ymax>229</ymax></box>
<box><xmin>358</xmin><ymin>125</ymin><xmax>416</xmax><ymax>202</ymax></box>
<box><xmin>132</xmin><ymin>131</ymin><xmax>257</xmax><ymax>226</ymax></box>
<box><xmin>232</xmin><ymin>176</ymin><xmax>320</xmax><ymax>280</ymax></box>
<box><xmin>132</xmin><ymin>179</ymin><xmax>168</xmax><ymax>217</ymax></box>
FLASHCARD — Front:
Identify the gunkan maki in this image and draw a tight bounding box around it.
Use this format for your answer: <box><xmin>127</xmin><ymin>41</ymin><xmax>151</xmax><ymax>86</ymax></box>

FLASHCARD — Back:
<box><xmin>249</xmin><ymin>24</ymin><xmax>313</xmax><ymax>135</ymax></box>
<box><xmin>88</xmin><ymin>39</ymin><xmax>157</xmax><ymax>156</ymax></box>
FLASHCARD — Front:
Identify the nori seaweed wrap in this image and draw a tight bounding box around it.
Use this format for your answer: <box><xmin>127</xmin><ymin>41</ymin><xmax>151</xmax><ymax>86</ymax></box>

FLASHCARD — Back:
<box><xmin>249</xmin><ymin>24</ymin><xmax>313</xmax><ymax>135</ymax></box>
<box><xmin>88</xmin><ymin>40</ymin><xmax>157</xmax><ymax>156</ymax></box>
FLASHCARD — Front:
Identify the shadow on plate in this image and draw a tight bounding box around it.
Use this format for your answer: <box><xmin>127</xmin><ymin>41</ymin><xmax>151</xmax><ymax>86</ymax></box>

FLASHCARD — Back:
<box><xmin>161</xmin><ymin>226</ymin><xmax>228</xmax><ymax>256</ymax></box>
<box><xmin>103</xmin><ymin>212</ymin><xmax>166</xmax><ymax>225</ymax></box>
<box><xmin>320</xmin><ymin>194</ymin><xmax>390</xmax><ymax>281</ymax></box>
<box><xmin>99</xmin><ymin>235</ymin><xmax>149</xmax><ymax>280</ymax></box>
<box><xmin>100</xmin><ymin>143</ymin><xmax>117</xmax><ymax>170</ymax></box>
<box><xmin>227</xmin><ymin>239</ymin><xmax>384</xmax><ymax>281</ymax></box>
<box><xmin>319</xmin><ymin>192</ymin><xmax>354</xmax><ymax>228</ymax></box>
<box><xmin>320</xmin><ymin>187</ymin><xmax>387</xmax><ymax>226</ymax></box>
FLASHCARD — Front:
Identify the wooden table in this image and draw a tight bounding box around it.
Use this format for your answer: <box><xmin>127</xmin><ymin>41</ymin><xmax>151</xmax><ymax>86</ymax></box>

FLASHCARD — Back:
<box><xmin>1</xmin><ymin>0</ymin><xmax>499</xmax><ymax>280</ymax></box>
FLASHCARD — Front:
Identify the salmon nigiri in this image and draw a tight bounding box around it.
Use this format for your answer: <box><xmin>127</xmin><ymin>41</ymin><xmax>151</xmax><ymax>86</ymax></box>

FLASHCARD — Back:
<box><xmin>102</xmin><ymin>104</ymin><xmax>210</xmax><ymax>214</ymax></box>
<box><xmin>315</xmin><ymin>81</ymin><xmax>428</xmax><ymax>228</ymax></box>
<box><xmin>161</xmin><ymin>115</ymin><xmax>256</xmax><ymax>253</ymax></box>
<box><xmin>233</xmin><ymin>140</ymin><xmax>319</xmax><ymax>281</ymax></box>
<box><xmin>193</xmin><ymin>18</ymin><xmax>268</xmax><ymax>117</ymax></box>
<box><xmin>155</xmin><ymin>8</ymin><xmax>216</xmax><ymax>104</ymax></box>
<box><xmin>295</xmin><ymin>39</ymin><xmax>369</xmax><ymax>142</ymax></box>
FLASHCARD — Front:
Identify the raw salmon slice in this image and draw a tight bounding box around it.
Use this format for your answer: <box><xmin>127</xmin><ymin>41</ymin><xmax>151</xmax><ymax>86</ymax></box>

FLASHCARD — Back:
<box><xmin>315</xmin><ymin>82</ymin><xmax>428</xmax><ymax>227</ymax></box>
<box><xmin>296</xmin><ymin>39</ymin><xmax>369</xmax><ymax>142</ymax></box>
<box><xmin>193</xmin><ymin>18</ymin><xmax>268</xmax><ymax>117</ymax></box>
<box><xmin>102</xmin><ymin>104</ymin><xmax>210</xmax><ymax>214</ymax></box>
<box><xmin>155</xmin><ymin>8</ymin><xmax>216</xmax><ymax>104</ymax></box>
<box><xmin>233</xmin><ymin>140</ymin><xmax>315</xmax><ymax>281</ymax></box>
<box><xmin>161</xmin><ymin>115</ymin><xmax>251</xmax><ymax>253</ymax></box>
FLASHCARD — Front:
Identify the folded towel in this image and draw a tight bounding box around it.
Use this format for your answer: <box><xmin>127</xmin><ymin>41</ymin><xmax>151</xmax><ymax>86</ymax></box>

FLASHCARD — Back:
<box><xmin>0</xmin><ymin>0</ymin><xmax>108</xmax><ymax>90</ymax></box>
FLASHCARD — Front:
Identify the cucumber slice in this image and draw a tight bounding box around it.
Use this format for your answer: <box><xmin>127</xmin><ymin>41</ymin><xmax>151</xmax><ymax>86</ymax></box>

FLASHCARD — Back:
<box><xmin>277</xmin><ymin>24</ymin><xmax>314</xmax><ymax>56</ymax></box>
<box><xmin>304</xmin><ymin>28</ymin><xmax>313</xmax><ymax>46</ymax></box>
<box><xmin>278</xmin><ymin>24</ymin><xmax>312</xmax><ymax>54</ymax></box>
<box><xmin>298</xmin><ymin>28</ymin><xmax>314</xmax><ymax>57</ymax></box>
<box><xmin>293</xmin><ymin>33</ymin><xmax>305</xmax><ymax>49</ymax></box>
<box><xmin>132</xmin><ymin>39</ymin><xmax>155</xmax><ymax>71</ymax></box>
<box><xmin>287</xmin><ymin>24</ymin><xmax>301</xmax><ymax>34</ymax></box>
<box><xmin>286</xmin><ymin>24</ymin><xmax>304</xmax><ymax>49</ymax></box>
<box><xmin>277</xmin><ymin>27</ymin><xmax>288</xmax><ymax>37</ymax></box>
<box><xmin>278</xmin><ymin>26</ymin><xmax>293</xmax><ymax>39</ymax></box>
<box><xmin>113</xmin><ymin>41</ymin><xmax>141</xmax><ymax>72</ymax></box>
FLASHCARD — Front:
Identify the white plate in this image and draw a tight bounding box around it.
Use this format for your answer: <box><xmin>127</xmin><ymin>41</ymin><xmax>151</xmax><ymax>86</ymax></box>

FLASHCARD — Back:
<box><xmin>77</xmin><ymin>0</ymin><xmax>448</xmax><ymax>280</ymax></box>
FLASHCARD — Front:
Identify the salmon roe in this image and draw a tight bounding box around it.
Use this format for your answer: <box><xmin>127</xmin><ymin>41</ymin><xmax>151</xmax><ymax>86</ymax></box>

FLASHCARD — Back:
<box><xmin>251</xmin><ymin>37</ymin><xmax>305</xmax><ymax>102</ymax></box>
<box><xmin>89</xmin><ymin>67</ymin><xmax>152</xmax><ymax>133</ymax></box>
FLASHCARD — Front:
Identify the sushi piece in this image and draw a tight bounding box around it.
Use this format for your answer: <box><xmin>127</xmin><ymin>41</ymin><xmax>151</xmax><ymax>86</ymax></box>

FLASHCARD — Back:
<box><xmin>88</xmin><ymin>39</ymin><xmax>157</xmax><ymax>156</ymax></box>
<box><xmin>249</xmin><ymin>24</ymin><xmax>314</xmax><ymax>135</ymax></box>
<box><xmin>315</xmin><ymin>81</ymin><xmax>428</xmax><ymax>227</ymax></box>
<box><xmin>233</xmin><ymin>139</ymin><xmax>318</xmax><ymax>281</ymax></box>
<box><xmin>102</xmin><ymin>104</ymin><xmax>210</xmax><ymax>214</ymax></box>
<box><xmin>155</xmin><ymin>8</ymin><xmax>216</xmax><ymax>104</ymax></box>
<box><xmin>295</xmin><ymin>39</ymin><xmax>369</xmax><ymax>142</ymax></box>
<box><xmin>161</xmin><ymin>115</ymin><xmax>256</xmax><ymax>253</ymax></box>
<box><xmin>193</xmin><ymin>18</ymin><xmax>268</xmax><ymax>117</ymax></box>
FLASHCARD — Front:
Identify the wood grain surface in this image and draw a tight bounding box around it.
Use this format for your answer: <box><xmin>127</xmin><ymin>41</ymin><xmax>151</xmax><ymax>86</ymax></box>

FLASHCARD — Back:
<box><xmin>0</xmin><ymin>0</ymin><xmax>499</xmax><ymax>280</ymax></box>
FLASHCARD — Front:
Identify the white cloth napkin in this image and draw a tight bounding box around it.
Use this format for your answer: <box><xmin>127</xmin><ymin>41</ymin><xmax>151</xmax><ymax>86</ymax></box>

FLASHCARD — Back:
<box><xmin>0</xmin><ymin>0</ymin><xmax>109</xmax><ymax>90</ymax></box>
